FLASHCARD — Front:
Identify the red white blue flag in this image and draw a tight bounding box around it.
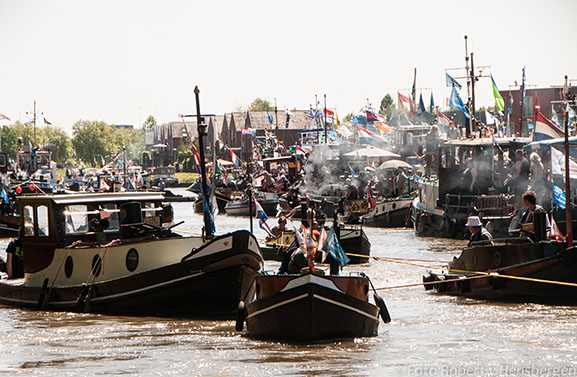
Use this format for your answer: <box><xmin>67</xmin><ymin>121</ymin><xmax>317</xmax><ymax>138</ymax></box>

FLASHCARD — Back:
<box><xmin>254</xmin><ymin>198</ymin><xmax>273</xmax><ymax>237</ymax></box>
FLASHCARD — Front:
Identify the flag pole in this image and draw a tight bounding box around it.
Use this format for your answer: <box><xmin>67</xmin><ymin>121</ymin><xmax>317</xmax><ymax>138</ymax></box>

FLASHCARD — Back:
<box><xmin>324</xmin><ymin>94</ymin><xmax>327</xmax><ymax>144</ymax></box>
<box><xmin>470</xmin><ymin>53</ymin><xmax>477</xmax><ymax>136</ymax></box>
<box><xmin>563</xmin><ymin>75</ymin><xmax>573</xmax><ymax>247</ymax></box>
<box><xmin>464</xmin><ymin>35</ymin><xmax>471</xmax><ymax>138</ymax></box>
<box><xmin>194</xmin><ymin>86</ymin><xmax>214</xmax><ymax>238</ymax></box>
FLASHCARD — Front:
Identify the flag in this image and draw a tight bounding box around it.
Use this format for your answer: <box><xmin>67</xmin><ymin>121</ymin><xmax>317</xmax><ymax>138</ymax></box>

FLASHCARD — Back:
<box><xmin>351</xmin><ymin>115</ymin><xmax>367</xmax><ymax>126</ymax></box>
<box><xmin>314</xmin><ymin>227</ymin><xmax>328</xmax><ymax>260</ymax></box>
<box><xmin>254</xmin><ymin>198</ymin><xmax>274</xmax><ymax>237</ymax></box>
<box><xmin>550</xmin><ymin>215</ymin><xmax>566</xmax><ymax>242</ymax></box>
<box><xmin>322</xmin><ymin>228</ymin><xmax>350</xmax><ymax>267</ymax></box>
<box><xmin>266</xmin><ymin>111</ymin><xmax>274</xmax><ymax>125</ymax></box>
<box><xmin>550</xmin><ymin>147</ymin><xmax>577</xmax><ymax>179</ymax></box>
<box><xmin>367</xmin><ymin>185</ymin><xmax>375</xmax><ymax>209</ymax></box>
<box><xmin>349</xmin><ymin>164</ymin><xmax>356</xmax><ymax>178</ymax></box>
<box><xmin>192</xmin><ymin>146</ymin><xmax>202</xmax><ymax>173</ymax></box>
<box><xmin>553</xmin><ymin>184</ymin><xmax>566</xmax><ymax>210</ymax></box>
<box><xmin>230</xmin><ymin>150</ymin><xmax>241</xmax><ymax>168</ymax></box>
<box><xmin>355</xmin><ymin>124</ymin><xmax>386</xmax><ymax>145</ymax></box>
<box><xmin>324</xmin><ymin>108</ymin><xmax>335</xmax><ymax>116</ymax></box>
<box><xmin>438</xmin><ymin>110</ymin><xmax>450</xmax><ymax>123</ymax></box>
<box><xmin>491</xmin><ymin>75</ymin><xmax>505</xmax><ymax>111</ymax></box>
<box><xmin>449</xmin><ymin>86</ymin><xmax>470</xmax><ymax>119</ymax></box>
<box><xmin>0</xmin><ymin>113</ymin><xmax>10</xmax><ymax>121</ymax></box>
<box><xmin>521</xmin><ymin>67</ymin><xmax>526</xmax><ymax>103</ymax></box>
<box><xmin>418</xmin><ymin>94</ymin><xmax>426</xmax><ymax>115</ymax></box>
<box><xmin>285</xmin><ymin>108</ymin><xmax>291</xmax><ymax>128</ymax></box>
<box><xmin>533</xmin><ymin>111</ymin><xmax>564</xmax><ymax>141</ymax></box>
<box><xmin>0</xmin><ymin>188</ymin><xmax>8</xmax><ymax>204</ymax></box>
<box><xmin>429</xmin><ymin>92</ymin><xmax>435</xmax><ymax>113</ymax></box>
<box><xmin>294</xmin><ymin>146</ymin><xmax>306</xmax><ymax>156</ymax></box>
<box><xmin>365</xmin><ymin>109</ymin><xmax>378</xmax><ymax>122</ymax></box>
<box><xmin>398</xmin><ymin>92</ymin><xmax>411</xmax><ymax>107</ymax></box>
<box><xmin>241</xmin><ymin>127</ymin><xmax>256</xmax><ymax>136</ymax></box>
<box><xmin>43</xmin><ymin>117</ymin><xmax>52</xmax><ymax>125</ymax></box>
<box><xmin>446</xmin><ymin>73</ymin><xmax>462</xmax><ymax>89</ymax></box>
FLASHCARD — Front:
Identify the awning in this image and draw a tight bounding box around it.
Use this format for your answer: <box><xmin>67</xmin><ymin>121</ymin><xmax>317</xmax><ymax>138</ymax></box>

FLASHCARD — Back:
<box><xmin>343</xmin><ymin>147</ymin><xmax>400</xmax><ymax>159</ymax></box>
<box><xmin>378</xmin><ymin>159</ymin><xmax>413</xmax><ymax>170</ymax></box>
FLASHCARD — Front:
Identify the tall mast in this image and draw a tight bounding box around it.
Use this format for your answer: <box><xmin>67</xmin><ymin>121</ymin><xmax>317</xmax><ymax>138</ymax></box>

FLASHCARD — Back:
<box><xmin>470</xmin><ymin>53</ymin><xmax>477</xmax><ymax>135</ymax></box>
<box><xmin>194</xmin><ymin>86</ymin><xmax>213</xmax><ymax>238</ymax></box>
<box><xmin>324</xmin><ymin>94</ymin><xmax>327</xmax><ymax>144</ymax></box>
<box><xmin>274</xmin><ymin>97</ymin><xmax>279</xmax><ymax>152</ymax></box>
<box><xmin>563</xmin><ymin>75</ymin><xmax>573</xmax><ymax>247</ymax></box>
<box><xmin>33</xmin><ymin>100</ymin><xmax>37</xmax><ymax>146</ymax></box>
<box><xmin>518</xmin><ymin>67</ymin><xmax>526</xmax><ymax>137</ymax></box>
<box><xmin>464</xmin><ymin>35</ymin><xmax>472</xmax><ymax>138</ymax></box>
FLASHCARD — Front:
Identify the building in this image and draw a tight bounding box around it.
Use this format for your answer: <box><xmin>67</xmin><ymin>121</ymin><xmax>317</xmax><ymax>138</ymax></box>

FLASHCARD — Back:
<box><xmin>499</xmin><ymin>86</ymin><xmax>577</xmax><ymax>137</ymax></box>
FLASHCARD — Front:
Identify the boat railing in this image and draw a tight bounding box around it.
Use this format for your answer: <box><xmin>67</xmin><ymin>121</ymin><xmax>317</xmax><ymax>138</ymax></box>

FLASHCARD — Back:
<box><xmin>469</xmin><ymin>237</ymin><xmax>534</xmax><ymax>247</ymax></box>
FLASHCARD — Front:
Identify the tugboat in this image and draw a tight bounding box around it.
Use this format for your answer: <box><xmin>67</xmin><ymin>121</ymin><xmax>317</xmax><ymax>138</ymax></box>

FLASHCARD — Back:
<box><xmin>423</xmin><ymin>213</ymin><xmax>577</xmax><ymax>304</ymax></box>
<box><xmin>362</xmin><ymin>197</ymin><xmax>413</xmax><ymax>228</ymax></box>
<box><xmin>0</xmin><ymin>192</ymin><xmax>263</xmax><ymax>317</ymax></box>
<box><xmin>412</xmin><ymin>137</ymin><xmax>529</xmax><ymax>239</ymax></box>
<box><xmin>237</xmin><ymin>215</ymin><xmax>388</xmax><ymax>342</ymax></box>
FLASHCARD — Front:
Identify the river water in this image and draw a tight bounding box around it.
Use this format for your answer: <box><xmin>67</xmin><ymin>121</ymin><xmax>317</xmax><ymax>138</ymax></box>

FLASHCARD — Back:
<box><xmin>1</xmin><ymin>189</ymin><xmax>576</xmax><ymax>376</ymax></box>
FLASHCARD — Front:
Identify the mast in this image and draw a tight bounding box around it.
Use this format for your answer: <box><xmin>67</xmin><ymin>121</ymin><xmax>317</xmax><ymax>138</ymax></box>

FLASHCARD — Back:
<box><xmin>563</xmin><ymin>75</ymin><xmax>573</xmax><ymax>247</ymax></box>
<box><xmin>470</xmin><ymin>53</ymin><xmax>477</xmax><ymax>135</ymax></box>
<box><xmin>274</xmin><ymin>98</ymin><xmax>279</xmax><ymax>152</ymax></box>
<box><xmin>464</xmin><ymin>35</ymin><xmax>472</xmax><ymax>138</ymax></box>
<box><xmin>194</xmin><ymin>86</ymin><xmax>214</xmax><ymax>238</ymax></box>
<box><xmin>33</xmin><ymin>100</ymin><xmax>37</xmax><ymax>146</ymax></box>
<box><xmin>518</xmin><ymin>67</ymin><xmax>526</xmax><ymax>137</ymax></box>
<box><xmin>324</xmin><ymin>94</ymin><xmax>327</xmax><ymax>144</ymax></box>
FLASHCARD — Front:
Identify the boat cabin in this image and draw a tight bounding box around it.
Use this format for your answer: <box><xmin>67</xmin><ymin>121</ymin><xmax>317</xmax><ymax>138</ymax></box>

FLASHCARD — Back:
<box><xmin>17</xmin><ymin>192</ymin><xmax>174</xmax><ymax>275</ymax></box>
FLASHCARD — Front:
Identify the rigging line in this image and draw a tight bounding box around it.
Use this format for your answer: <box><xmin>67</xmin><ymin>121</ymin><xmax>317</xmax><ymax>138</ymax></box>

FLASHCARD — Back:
<box><xmin>346</xmin><ymin>252</ymin><xmax>577</xmax><ymax>288</ymax></box>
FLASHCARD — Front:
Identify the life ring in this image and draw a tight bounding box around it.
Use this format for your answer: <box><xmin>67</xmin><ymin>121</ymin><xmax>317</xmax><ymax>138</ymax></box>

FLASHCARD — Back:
<box><xmin>493</xmin><ymin>251</ymin><xmax>502</xmax><ymax>268</ymax></box>
<box><xmin>235</xmin><ymin>301</ymin><xmax>247</xmax><ymax>331</ymax></box>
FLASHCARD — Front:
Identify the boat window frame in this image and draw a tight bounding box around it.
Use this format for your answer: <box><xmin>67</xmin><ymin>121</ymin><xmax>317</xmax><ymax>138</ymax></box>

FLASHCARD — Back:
<box><xmin>21</xmin><ymin>202</ymin><xmax>53</xmax><ymax>239</ymax></box>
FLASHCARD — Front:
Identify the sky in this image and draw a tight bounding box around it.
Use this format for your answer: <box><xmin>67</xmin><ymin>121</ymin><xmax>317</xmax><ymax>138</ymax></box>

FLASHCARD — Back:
<box><xmin>0</xmin><ymin>0</ymin><xmax>576</xmax><ymax>135</ymax></box>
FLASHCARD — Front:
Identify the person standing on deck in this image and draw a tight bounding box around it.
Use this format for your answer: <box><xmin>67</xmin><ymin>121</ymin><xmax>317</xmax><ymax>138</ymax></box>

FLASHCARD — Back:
<box><xmin>424</xmin><ymin>126</ymin><xmax>440</xmax><ymax>178</ymax></box>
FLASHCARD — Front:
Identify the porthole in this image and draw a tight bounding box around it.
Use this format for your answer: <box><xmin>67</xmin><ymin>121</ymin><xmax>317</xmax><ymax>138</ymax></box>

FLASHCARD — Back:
<box><xmin>64</xmin><ymin>256</ymin><xmax>74</xmax><ymax>278</ymax></box>
<box><xmin>126</xmin><ymin>248</ymin><xmax>139</xmax><ymax>272</ymax></box>
<box><xmin>392</xmin><ymin>203</ymin><xmax>397</xmax><ymax>209</ymax></box>
<box><xmin>91</xmin><ymin>254</ymin><xmax>102</xmax><ymax>277</ymax></box>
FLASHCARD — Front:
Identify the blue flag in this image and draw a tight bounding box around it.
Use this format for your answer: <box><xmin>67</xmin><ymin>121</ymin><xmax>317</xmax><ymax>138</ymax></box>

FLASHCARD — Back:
<box><xmin>449</xmin><ymin>86</ymin><xmax>470</xmax><ymax>119</ymax></box>
<box><xmin>349</xmin><ymin>164</ymin><xmax>356</xmax><ymax>178</ymax></box>
<box><xmin>0</xmin><ymin>188</ymin><xmax>8</xmax><ymax>204</ymax></box>
<box><xmin>553</xmin><ymin>184</ymin><xmax>566</xmax><ymax>210</ymax></box>
<box><xmin>323</xmin><ymin>228</ymin><xmax>350</xmax><ymax>267</ymax></box>
<box><xmin>446</xmin><ymin>73</ymin><xmax>462</xmax><ymax>89</ymax></box>
<box><xmin>267</xmin><ymin>111</ymin><xmax>273</xmax><ymax>125</ymax></box>
<box><xmin>418</xmin><ymin>94</ymin><xmax>426</xmax><ymax>115</ymax></box>
<box><xmin>429</xmin><ymin>92</ymin><xmax>435</xmax><ymax>113</ymax></box>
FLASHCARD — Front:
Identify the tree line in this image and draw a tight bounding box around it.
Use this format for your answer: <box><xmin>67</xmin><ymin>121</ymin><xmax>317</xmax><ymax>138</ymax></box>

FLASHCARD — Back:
<box><xmin>0</xmin><ymin>119</ymin><xmax>147</xmax><ymax>167</ymax></box>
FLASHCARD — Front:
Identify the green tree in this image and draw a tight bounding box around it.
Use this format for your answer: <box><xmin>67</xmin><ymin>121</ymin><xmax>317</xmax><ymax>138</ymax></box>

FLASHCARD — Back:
<box><xmin>72</xmin><ymin>120</ymin><xmax>120</xmax><ymax>166</ymax></box>
<box><xmin>114</xmin><ymin>127</ymin><xmax>145</xmax><ymax>161</ymax></box>
<box><xmin>343</xmin><ymin>112</ymin><xmax>355</xmax><ymax>122</ymax></box>
<box><xmin>40</xmin><ymin>125</ymin><xmax>73</xmax><ymax>164</ymax></box>
<box><xmin>249</xmin><ymin>98</ymin><xmax>273</xmax><ymax>111</ymax></box>
<box><xmin>379</xmin><ymin>94</ymin><xmax>395</xmax><ymax>121</ymax></box>
<box><xmin>142</xmin><ymin>115</ymin><xmax>157</xmax><ymax>131</ymax></box>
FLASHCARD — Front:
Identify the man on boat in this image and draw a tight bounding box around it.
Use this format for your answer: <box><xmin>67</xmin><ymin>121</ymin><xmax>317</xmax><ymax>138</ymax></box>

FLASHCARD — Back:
<box><xmin>5</xmin><ymin>235</ymin><xmax>24</xmax><ymax>279</ymax></box>
<box><xmin>267</xmin><ymin>216</ymin><xmax>287</xmax><ymax>241</ymax></box>
<box><xmin>519</xmin><ymin>190</ymin><xmax>550</xmax><ymax>238</ymax></box>
<box><xmin>424</xmin><ymin>126</ymin><xmax>440</xmax><ymax>177</ymax></box>
<box><xmin>345</xmin><ymin>178</ymin><xmax>359</xmax><ymax>200</ymax></box>
<box><xmin>466</xmin><ymin>216</ymin><xmax>494</xmax><ymax>246</ymax></box>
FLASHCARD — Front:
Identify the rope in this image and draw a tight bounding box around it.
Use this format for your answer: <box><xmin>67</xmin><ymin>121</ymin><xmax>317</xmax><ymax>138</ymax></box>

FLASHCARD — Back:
<box><xmin>346</xmin><ymin>252</ymin><xmax>577</xmax><ymax>289</ymax></box>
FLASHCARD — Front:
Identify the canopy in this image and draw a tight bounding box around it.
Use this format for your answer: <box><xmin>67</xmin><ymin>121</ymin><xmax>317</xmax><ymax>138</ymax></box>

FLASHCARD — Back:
<box><xmin>378</xmin><ymin>159</ymin><xmax>413</xmax><ymax>170</ymax></box>
<box><xmin>343</xmin><ymin>147</ymin><xmax>400</xmax><ymax>159</ymax></box>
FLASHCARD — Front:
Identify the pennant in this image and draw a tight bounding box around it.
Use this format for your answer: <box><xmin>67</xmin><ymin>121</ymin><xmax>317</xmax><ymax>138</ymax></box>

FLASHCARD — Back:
<box><xmin>429</xmin><ymin>92</ymin><xmax>435</xmax><ymax>113</ymax></box>
<box><xmin>0</xmin><ymin>113</ymin><xmax>10</xmax><ymax>121</ymax></box>
<box><xmin>491</xmin><ymin>75</ymin><xmax>505</xmax><ymax>112</ymax></box>
<box><xmin>398</xmin><ymin>92</ymin><xmax>411</xmax><ymax>106</ymax></box>
<box><xmin>534</xmin><ymin>111</ymin><xmax>564</xmax><ymax>141</ymax></box>
<box><xmin>446</xmin><ymin>73</ymin><xmax>462</xmax><ymax>89</ymax></box>
<box><xmin>324</xmin><ymin>108</ymin><xmax>335</xmax><ymax>116</ymax></box>
<box><xmin>0</xmin><ymin>188</ymin><xmax>9</xmax><ymax>204</ymax></box>
<box><xmin>349</xmin><ymin>164</ymin><xmax>356</xmax><ymax>178</ymax></box>
<box><xmin>418</xmin><ymin>94</ymin><xmax>426</xmax><ymax>115</ymax></box>
<box><xmin>449</xmin><ymin>86</ymin><xmax>470</xmax><ymax>119</ymax></box>
<box><xmin>43</xmin><ymin>117</ymin><xmax>52</xmax><ymax>125</ymax></box>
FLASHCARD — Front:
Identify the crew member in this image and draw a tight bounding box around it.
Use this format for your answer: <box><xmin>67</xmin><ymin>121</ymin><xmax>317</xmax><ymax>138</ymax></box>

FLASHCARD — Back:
<box><xmin>267</xmin><ymin>216</ymin><xmax>287</xmax><ymax>241</ymax></box>
<box><xmin>5</xmin><ymin>235</ymin><xmax>24</xmax><ymax>279</ymax></box>
<box><xmin>465</xmin><ymin>216</ymin><xmax>494</xmax><ymax>246</ymax></box>
<box><xmin>519</xmin><ymin>190</ymin><xmax>550</xmax><ymax>236</ymax></box>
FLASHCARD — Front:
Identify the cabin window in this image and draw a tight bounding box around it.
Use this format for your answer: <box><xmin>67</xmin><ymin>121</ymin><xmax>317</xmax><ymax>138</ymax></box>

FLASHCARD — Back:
<box><xmin>100</xmin><ymin>204</ymin><xmax>120</xmax><ymax>231</ymax></box>
<box><xmin>64</xmin><ymin>205</ymin><xmax>89</xmax><ymax>234</ymax></box>
<box><xmin>143</xmin><ymin>202</ymin><xmax>161</xmax><ymax>228</ymax></box>
<box><xmin>23</xmin><ymin>206</ymin><xmax>34</xmax><ymax>236</ymax></box>
<box><xmin>37</xmin><ymin>205</ymin><xmax>49</xmax><ymax>237</ymax></box>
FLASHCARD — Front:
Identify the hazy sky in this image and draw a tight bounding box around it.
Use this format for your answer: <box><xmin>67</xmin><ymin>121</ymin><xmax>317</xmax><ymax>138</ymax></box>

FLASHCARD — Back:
<box><xmin>1</xmin><ymin>0</ymin><xmax>576</xmax><ymax>134</ymax></box>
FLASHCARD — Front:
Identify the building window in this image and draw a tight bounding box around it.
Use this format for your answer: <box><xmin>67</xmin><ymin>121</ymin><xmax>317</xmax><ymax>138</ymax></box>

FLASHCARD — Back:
<box><xmin>522</xmin><ymin>95</ymin><xmax>534</xmax><ymax>119</ymax></box>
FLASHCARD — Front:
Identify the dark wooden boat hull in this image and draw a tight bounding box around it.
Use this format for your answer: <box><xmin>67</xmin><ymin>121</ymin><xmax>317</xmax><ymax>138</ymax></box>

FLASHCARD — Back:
<box><xmin>245</xmin><ymin>274</ymin><xmax>379</xmax><ymax>341</ymax></box>
<box><xmin>424</xmin><ymin>243</ymin><xmax>577</xmax><ymax>304</ymax></box>
<box><xmin>225</xmin><ymin>200</ymin><xmax>279</xmax><ymax>217</ymax></box>
<box><xmin>363</xmin><ymin>200</ymin><xmax>412</xmax><ymax>228</ymax></box>
<box><xmin>0</xmin><ymin>231</ymin><xmax>263</xmax><ymax>318</ymax></box>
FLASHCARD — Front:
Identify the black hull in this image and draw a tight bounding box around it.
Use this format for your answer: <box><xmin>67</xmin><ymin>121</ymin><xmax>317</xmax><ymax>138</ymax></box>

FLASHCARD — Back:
<box><xmin>0</xmin><ymin>231</ymin><xmax>263</xmax><ymax>319</ymax></box>
<box><xmin>245</xmin><ymin>275</ymin><xmax>379</xmax><ymax>341</ymax></box>
<box><xmin>339</xmin><ymin>230</ymin><xmax>371</xmax><ymax>264</ymax></box>
<box><xmin>225</xmin><ymin>201</ymin><xmax>278</xmax><ymax>217</ymax></box>
<box><xmin>425</xmin><ymin>246</ymin><xmax>577</xmax><ymax>305</ymax></box>
<box><xmin>364</xmin><ymin>206</ymin><xmax>410</xmax><ymax>228</ymax></box>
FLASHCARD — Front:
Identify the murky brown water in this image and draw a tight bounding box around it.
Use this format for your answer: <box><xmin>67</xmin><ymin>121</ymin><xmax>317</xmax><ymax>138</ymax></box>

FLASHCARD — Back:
<box><xmin>1</xmin><ymin>189</ymin><xmax>577</xmax><ymax>376</ymax></box>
